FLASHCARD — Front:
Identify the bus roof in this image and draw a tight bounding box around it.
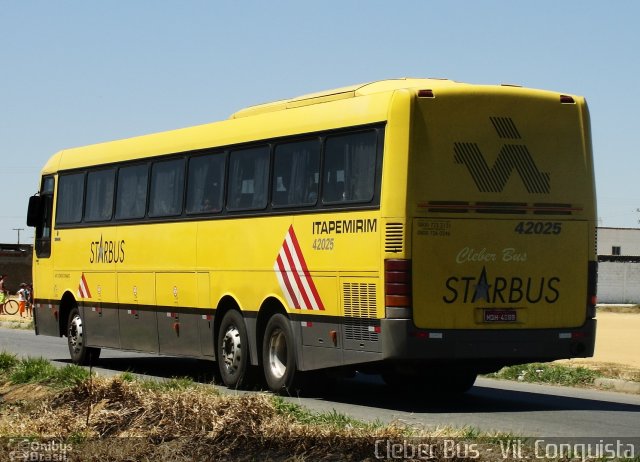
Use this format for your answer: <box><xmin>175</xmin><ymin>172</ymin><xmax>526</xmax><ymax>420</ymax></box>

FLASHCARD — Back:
<box><xmin>228</xmin><ymin>78</ymin><xmax>458</xmax><ymax>119</ymax></box>
<box><xmin>41</xmin><ymin>78</ymin><xmax>579</xmax><ymax>175</ymax></box>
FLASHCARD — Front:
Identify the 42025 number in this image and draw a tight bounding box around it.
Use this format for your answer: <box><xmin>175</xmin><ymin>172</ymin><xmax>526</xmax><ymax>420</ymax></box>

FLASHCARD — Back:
<box><xmin>312</xmin><ymin>238</ymin><xmax>334</xmax><ymax>250</ymax></box>
<box><xmin>514</xmin><ymin>221</ymin><xmax>562</xmax><ymax>235</ymax></box>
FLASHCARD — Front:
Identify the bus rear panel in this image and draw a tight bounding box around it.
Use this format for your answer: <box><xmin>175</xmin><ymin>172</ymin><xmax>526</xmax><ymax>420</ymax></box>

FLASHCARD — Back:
<box><xmin>381</xmin><ymin>85</ymin><xmax>596</xmax><ymax>373</ymax></box>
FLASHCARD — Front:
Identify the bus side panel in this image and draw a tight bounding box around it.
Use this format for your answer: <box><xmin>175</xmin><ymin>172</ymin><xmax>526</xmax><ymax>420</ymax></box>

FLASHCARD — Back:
<box><xmin>82</xmin><ymin>303</ymin><xmax>120</xmax><ymax>349</ymax></box>
<box><xmin>117</xmin><ymin>272</ymin><xmax>159</xmax><ymax>353</ymax></box>
<box><xmin>156</xmin><ymin>272</ymin><xmax>201</xmax><ymax>357</ymax></box>
<box><xmin>33</xmin><ymin>301</ymin><xmax>60</xmax><ymax>337</ymax></box>
<box><xmin>81</xmin><ymin>272</ymin><xmax>119</xmax><ymax>348</ymax></box>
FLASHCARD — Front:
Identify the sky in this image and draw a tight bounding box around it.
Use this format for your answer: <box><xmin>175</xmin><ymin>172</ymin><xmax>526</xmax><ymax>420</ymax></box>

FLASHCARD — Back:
<box><xmin>1</xmin><ymin>0</ymin><xmax>639</xmax><ymax>244</ymax></box>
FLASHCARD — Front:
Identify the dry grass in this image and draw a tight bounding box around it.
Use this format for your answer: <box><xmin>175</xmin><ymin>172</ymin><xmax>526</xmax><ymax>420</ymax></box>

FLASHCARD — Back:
<box><xmin>0</xmin><ymin>376</ymin><xmax>419</xmax><ymax>461</ymax></box>
<box><xmin>596</xmin><ymin>304</ymin><xmax>640</xmax><ymax>314</ymax></box>
<box><xmin>556</xmin><ymin>360</ymin><xmax>640</xmax><ymax>383</ymax></box>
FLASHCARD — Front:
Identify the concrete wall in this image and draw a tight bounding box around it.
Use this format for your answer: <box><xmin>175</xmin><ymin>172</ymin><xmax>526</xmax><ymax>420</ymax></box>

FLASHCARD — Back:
<box><xmin>597</xmin><ymin>227</ymin><xmax>640</xmax><ymax>256</ymax></box>
<box><xmin>597</xmin><ymin>261</ymin><xmax>640</xmax><ymax>304</ymax></box>
<box><xmin>597</xmin><ymin>228</ymin><xmax>640</xmax><ymax>304</ymax></box>
<box><xmin>0</xmin><ymin>244</ymin><xmax>33</xmax><ymax>293</ymax></box>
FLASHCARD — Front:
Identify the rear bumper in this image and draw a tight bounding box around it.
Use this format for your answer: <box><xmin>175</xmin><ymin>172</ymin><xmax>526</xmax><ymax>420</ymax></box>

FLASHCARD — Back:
<box><xmin>380</xmin><ymin>318</ymin><xmax>596</xmax><ymax>363</ymax></box>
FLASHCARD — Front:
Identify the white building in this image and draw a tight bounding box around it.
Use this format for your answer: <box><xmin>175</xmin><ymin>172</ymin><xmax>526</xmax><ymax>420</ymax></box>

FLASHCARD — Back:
<box><xmin>597</xmin><ymin>227</ymin><xmax>640</xmax><ymax>304</ymax></box>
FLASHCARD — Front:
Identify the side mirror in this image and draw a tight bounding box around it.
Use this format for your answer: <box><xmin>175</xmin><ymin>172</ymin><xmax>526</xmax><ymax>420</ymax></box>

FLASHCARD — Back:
<box><xmin>26</xmin><ymin>195</ymin><xmax>43</xmax><ymax>227</ymax></box>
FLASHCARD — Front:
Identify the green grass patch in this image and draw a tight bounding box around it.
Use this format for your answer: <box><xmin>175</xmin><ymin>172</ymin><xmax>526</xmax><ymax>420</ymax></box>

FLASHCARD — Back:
<box><xmin>137</xmin><ymin>376</ymin><xmax>197</xmax><ymax>392</ymax></box>
<box><xmin>0</xmin><ymin>351</ymin><xmax>19</xmax><ymax>372</ymax></box>
<box><xmin>272</xmin><ymin>395</ymin><xmax>383</xmax><ymax>430</ymax></box>
<box><xmin>54</xmin><ymin>364</ymin><xmax>92</xmax><ymax>388</ymax></box>
<box><xmin>10</xmin><ymin>357</ymin><xmax>59</xmax><ymax>384</ymax></box>
<box><xmin>119</xmin><ymin>371</ymin><xmax>137</xmax><ymax>382</ymax></box>
<box><xmin>6</xmin><ymin>356</ymin><xmax>90</xmax><ymax>388</ymax></box>
<box><xmin>487</xmin><ymin>362</ymin><xmax>601</xmax><ymax>387</ymax></box>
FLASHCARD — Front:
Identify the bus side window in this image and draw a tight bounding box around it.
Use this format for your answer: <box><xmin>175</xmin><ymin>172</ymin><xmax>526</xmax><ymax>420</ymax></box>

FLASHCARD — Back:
<box><xmin>227</xmin><ymin>146</ymin><xmax>270</xmax><ymax>211</ymax></box>
<box><xmin>115</xmin><ymin>164</ymin><xmax>148</xmax><ymax>220</ymax></box>
<box><xmin>322</xmin><ymin>131</ymin><xmax>377</xmax><ymax>204</ymax></box>
<box><xmin>84</xmin><ymin>169</ymin><xmax>115</xmax><ymax>222</ymax></box>
<box><xmin>272</xmin><ymin>139</ymin><xmax>320</xmax><ymax>208</ymax></box>
<box><xmin>56</xmin><ymin>173</ymin><xmax>85</xmax><ymax>224</ymax></box>
<box><xmin>186</xmin><ymin>153</ymin><xmax>225</xmax><ymax>214</ymax></box>
<box><xmin>148</xmin><ymin>158</ymin><xmax>185</xmax><ymax>217</ymax></box>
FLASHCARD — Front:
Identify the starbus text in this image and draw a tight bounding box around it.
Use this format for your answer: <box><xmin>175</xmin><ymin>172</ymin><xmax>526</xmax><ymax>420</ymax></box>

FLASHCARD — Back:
<box><xmin>443</xmin><ymin>273</ymin><xmax>560</xmax><ymax>304</ymax></box>
<box><xmin>89</xmin><ymin>237</ymin><xmax>125</xmax><ymax>264</ymax></box>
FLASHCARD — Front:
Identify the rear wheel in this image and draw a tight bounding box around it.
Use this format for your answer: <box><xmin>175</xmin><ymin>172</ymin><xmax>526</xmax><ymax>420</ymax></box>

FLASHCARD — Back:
<box><xmin>67</xmin><ymin>307</ymin><xmax>101</xmax><ymax>365</ymax></box>
<box><xmin>217</xmin><ymin>310</ymin><xmax>253</xmax><ymax>389</ymax></box>
<box><xmin>262</xmin><ymin>313</ymin><xmax>297</xmax><ymax>394</ymax></box>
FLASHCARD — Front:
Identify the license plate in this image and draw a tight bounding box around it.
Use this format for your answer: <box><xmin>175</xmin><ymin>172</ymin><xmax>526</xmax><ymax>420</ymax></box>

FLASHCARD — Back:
<box><xmin>484</xmin><ymin>309</ymin><xmax>517</xmax><ymax>323</ymax></box>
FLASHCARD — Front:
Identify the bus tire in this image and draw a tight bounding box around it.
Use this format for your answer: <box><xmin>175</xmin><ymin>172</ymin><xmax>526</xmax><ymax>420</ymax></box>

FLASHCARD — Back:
<box><xmin>217</xmin><ymin>310</ymin><xmax>253</xmax><ymax>389</ymax></box>
<box><xmin>440</xmin><ymin>371</ymin><xmax>477</xmax><ymax>394</ymax></box>
<box><xmin>67</xmin><ymin>307</ymin><xmax>100</xmax><ymax>365</ymax></box>
<box><xmin>262</xmin><ymin>313</ymin><xmax>297</xmax><ymax>394</ymax></box>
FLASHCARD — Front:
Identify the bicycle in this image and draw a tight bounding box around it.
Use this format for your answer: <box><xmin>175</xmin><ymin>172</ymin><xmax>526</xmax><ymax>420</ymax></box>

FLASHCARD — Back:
<box><xmin>1</xmin><ymin>295</ymin><xmax>19</xmax><ymax>315</ymax></box>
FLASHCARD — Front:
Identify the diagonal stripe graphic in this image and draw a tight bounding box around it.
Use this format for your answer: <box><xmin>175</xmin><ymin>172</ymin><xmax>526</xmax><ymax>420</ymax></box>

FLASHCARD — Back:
<box><xmin>273</xmin><ymin>226</ymin><xmax>324</xmax><ymax>310</ymax></box>
<box><xmin>77</xmin><ymin>273</ymin><xmax>92</xmax><ymax>299</ymax></box>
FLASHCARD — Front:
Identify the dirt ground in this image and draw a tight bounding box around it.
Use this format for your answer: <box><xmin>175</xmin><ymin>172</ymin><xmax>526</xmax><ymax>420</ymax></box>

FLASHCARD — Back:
<box><xmin>570</xmin><ymin>311</ymin><xmax>640</xmax><ymax>368</ymax></box>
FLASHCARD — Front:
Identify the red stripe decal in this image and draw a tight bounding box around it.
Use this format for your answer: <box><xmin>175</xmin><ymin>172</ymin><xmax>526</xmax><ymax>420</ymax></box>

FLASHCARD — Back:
<box><xmin>282</xmin><ymin>237</ymin><xmax>314</xmax><ymax>309</ymax></box>
<box><xmin>274</xmin><ymin>226</ymin><xmax>324</xmax><ymax>310</ymax></box>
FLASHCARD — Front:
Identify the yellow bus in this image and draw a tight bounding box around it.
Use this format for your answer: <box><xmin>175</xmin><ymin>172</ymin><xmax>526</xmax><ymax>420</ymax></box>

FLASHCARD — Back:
<box><xmin>26</xmin><ymin>78</ymin><xmax>597</xmax><ymax>393</ymax></box>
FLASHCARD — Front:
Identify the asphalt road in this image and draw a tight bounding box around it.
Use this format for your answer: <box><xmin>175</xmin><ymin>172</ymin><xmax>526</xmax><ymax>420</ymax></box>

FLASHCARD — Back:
<box><xmin>1</xmin><ymin>327</ymin><xmax>639</xmax><ymax>438</ymax></box>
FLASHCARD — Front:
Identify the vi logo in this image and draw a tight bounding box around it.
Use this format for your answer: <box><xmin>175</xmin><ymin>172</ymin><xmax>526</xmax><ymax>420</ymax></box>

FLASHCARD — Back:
<box><xmin>454</xmin><ymin>117</ymin><xmax>550</xmax><ymax>194</ymax></box>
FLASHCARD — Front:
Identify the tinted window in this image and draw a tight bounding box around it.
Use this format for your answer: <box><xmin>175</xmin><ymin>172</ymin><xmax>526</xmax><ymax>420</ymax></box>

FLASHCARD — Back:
<box><xmin>272</xmin><ymin>140</ymin><xmax>320</xmax><ymax>208</ymax></box>
<box><xmin>40</xmin><ymin>176</ymin><xmax>55</xmax><ymax>239</ymax></box>
<box><xmin>323</xmin><ymin>131</ymin><xmax>377</xmax><ymax>204</ymax></box>
<box><xmin>227</xmin><ymin>146</ymin><xmax>270</xmax><ymax>211</ymax></box>
<box><xmin>148</xmin><ymin>158</ymin><xmax>185</xmax><ymax>217</ymax></box>
<box><xmin>115</xmin><ymin>164</ymin><xmax>148</xmax><ymax>220</ymax></box>
<box><xmin>186</xmin><ymin>153</ymin><xmax>225</xmax><ymax>214</ymax></box>
<box><xmin>84</xmin><ymin>169</ymin><xmax>115</xmax><ymax>222</ymax></box>
<box><xmin>36</xmin><ymin>176</ymin><xmax>55</xmax><ymax>258</ymax></box>
<box><xmin>56</xmin><ymin>173</ymin><xmax>84</xmax><ymax>224</ymax></box>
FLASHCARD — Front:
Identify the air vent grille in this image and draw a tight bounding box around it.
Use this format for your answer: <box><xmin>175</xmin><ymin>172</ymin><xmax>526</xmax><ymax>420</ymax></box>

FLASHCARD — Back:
<box><xmin>343</xmin><ymin>282</ymin><xmax>378</xmax><ymax>342</ymax></box>
<box><xmin>385</xmin><ymin>222</ymin><xmax>404</xmax><ymax>253</ymax></box>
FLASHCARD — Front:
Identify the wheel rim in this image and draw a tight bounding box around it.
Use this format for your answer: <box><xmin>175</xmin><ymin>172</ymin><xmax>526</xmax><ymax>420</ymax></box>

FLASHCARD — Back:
<box><xmin>267</xmin><ymin>328</ymin><xmax>287</xmax><ymax>380</ymax></box>
<box><xmin>68</xmin><ymin>314</ymin><xmax>83</xmax><ymax>354</ymax></box>
<box><xmin>221</xmin><ymin>324</ymin><xmax>242</xmax><ymax>375</ymax></box>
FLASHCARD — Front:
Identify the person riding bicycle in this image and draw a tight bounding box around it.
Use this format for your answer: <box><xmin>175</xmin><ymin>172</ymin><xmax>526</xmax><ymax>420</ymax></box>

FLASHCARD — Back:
<box><xmin>0</xmin><ymin>274</ymin><xmax>7</xmax><ymax>314</ymax></box>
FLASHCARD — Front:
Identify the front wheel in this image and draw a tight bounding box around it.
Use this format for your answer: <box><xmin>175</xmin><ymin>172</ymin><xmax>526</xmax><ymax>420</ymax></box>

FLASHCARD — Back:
<box><xmin>3</xmin><ymin>300</ymin><xmax>19</xmax><ymax>315</ymax></box>
<box><xmin>262</xmin><ymin>313</ymin><xmax>297</xmax><ymax>394</ymax></box>
<box><xmin>67</xmin><ymin>307</ymin><xmax>100</xmax><ymax>365</ymax></box>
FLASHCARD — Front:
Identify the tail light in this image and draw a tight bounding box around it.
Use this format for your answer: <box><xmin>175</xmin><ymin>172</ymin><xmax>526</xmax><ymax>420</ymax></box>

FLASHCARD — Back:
<box><xmin>385</xmin><ymin>259</ymin><xmax>412</xmax><ymax>318</ymax></box>
<box><xmin>587</xmin><ymin>261</ymin><xmax>598</xmax><ymax>318</ymax></box>
<box><xmin>560</xmin><ymin>95</ymin><xmax>575</xmax><ymax>104</ymax></box>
